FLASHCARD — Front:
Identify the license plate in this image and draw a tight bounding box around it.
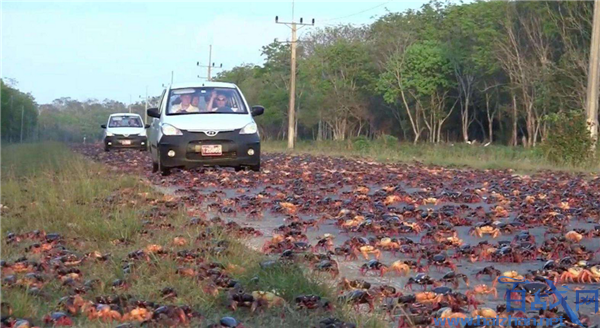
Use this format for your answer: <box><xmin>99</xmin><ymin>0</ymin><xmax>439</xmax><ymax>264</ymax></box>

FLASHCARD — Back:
<box><xmin>121</xmin><ymin>140</ymin><xmax>131</xmax><ymax>145</ymax></box>
<box><xmin>199</xmin><ymin>145</ymin><xmax>222</xmax><ymax>156</ymax></box>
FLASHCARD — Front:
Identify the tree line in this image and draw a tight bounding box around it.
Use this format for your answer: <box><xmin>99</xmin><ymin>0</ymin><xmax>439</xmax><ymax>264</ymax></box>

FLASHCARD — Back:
<box><xmin>1</xmin><ymin>79</ymin><xmax>38</xmax><ymax>143</ymax></box>
<box><xmin>1</xmin><ymin>79</ymin><xmax>159</xmax><ymax>143</ymax></box>
<box><xmin>215</xmin><ymin>0</ymin><xmax>597</xmax><ymax>146</ymax></box>
<box><xmin>2</xmin><ymin>0</ymin><xmax>598</xmax><ymax>148</ymax></box>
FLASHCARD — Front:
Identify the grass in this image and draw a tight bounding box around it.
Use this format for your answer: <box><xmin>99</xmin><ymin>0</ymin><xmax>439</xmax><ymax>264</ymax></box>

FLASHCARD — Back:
<box><xmin>0</xmin><ymin>142</ymin><xmax>386</xmax><ymax>328</ymax></box>
<box><xmin>263</xmin><ymin>139</ymin><xmax>600</xmax><ymax>174</ymax></box>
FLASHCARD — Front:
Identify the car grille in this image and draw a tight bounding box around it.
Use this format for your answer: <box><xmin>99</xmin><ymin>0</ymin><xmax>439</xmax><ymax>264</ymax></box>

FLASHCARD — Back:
<box><xmin>183</xmin><ymin>131</ymin><xmax>241</xmax><ymax>160</ymax></box>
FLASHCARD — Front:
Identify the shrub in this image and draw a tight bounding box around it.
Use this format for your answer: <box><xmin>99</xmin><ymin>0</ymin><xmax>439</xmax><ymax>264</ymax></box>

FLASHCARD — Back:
<box><xmin>542</xmin><ymin>111</ymin><xmax>595</xmax><ymax>167</ymax></box>
<box><xmin>352</xmin><ymin>136</ymin><xmax>370</xmax><ymax>152</ymax></box>
<box><xmin>377</xmin><ymin>134</ymin><xmax>399</xmax><ymax>148</ymax></box>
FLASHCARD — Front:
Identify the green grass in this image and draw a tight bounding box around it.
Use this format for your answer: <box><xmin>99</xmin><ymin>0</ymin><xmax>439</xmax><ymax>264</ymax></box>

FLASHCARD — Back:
<box><xmin>263</xmin><ymin>140</ymin><xmax>600</xmax><ymax>174</ymax></box>
<box><xmin>1</xmin><ymin>142</ymin><xmax>143</xmax><ymax>244</ymax></box>
<box><xmin>1</xmin><ymin>142</ymin><xmax>386</xmax><ymax>328</ymax></box>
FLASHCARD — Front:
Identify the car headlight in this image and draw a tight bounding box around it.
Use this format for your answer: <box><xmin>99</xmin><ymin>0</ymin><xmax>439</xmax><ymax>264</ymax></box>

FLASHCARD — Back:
<box><xmin>106</xmin><ymin>132</ymin><xmax>114</xmax><ymax>136</ymax></box>
<box><xmin>240</xmin><ymin>122</ymin><xmax>258</xmax><ymax>135</ymax></box>
<box><xmin>161</xmin><ymin>123</ymin><xmax>183</xmax><ymax>136</ymax></box>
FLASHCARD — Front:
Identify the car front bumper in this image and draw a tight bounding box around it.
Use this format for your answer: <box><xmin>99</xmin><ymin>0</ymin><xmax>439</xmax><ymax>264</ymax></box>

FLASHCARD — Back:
<box><xmin>158</xmin><ymin>130</ymin><xmax>260</xmax><ymax>168</ymax></box>
<box><xmin>105</xmin><ymin>135</ymin><xmax>147</xmax><ymax>149</ymax></box>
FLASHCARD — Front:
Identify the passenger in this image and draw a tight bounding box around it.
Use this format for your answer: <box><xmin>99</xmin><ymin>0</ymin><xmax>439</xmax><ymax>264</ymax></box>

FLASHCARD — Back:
<box><xmin>207</xmin><ymin>91</ymin><xmax>233</xmax><ymax>112</ymax></box>
<box><xmin>128</xmin><ymin>118</ymin><xmax>139</xmax><ymax>127</ymax></box>
<box><xmin>171</xmin><ymin>94</ymin><xmax>200</xmax><ymax>113</ymax></box>
<box><xmin>192</xmin><ymin>95</ymin><xmax>208</xmax><ymax>112</ymax></box>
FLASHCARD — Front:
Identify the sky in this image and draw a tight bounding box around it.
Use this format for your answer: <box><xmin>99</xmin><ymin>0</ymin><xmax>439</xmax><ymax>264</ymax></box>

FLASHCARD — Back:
<box><xmin>2</xmin><ymin>0</ymin><xmax>430</xmax><ymax>104</ymax></box>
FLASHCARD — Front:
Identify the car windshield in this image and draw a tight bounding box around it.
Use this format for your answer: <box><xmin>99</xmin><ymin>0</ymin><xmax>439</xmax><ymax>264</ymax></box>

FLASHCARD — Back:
<box><xmin>109</xmin><ymin>116</ymin><xmax>143</xmax><ymax>128</ymax></box>
<box><xmin>167</xmin><ymin>87</ymin><xmax>247</xmax><ymax>115</ymax></box>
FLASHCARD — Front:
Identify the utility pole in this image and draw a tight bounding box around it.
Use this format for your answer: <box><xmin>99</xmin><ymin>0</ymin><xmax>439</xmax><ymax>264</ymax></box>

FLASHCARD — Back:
<box><xmin>586</xmin><ymin>0</ymin><xmax>600</xmax><ymax>150</ymax></box>
<box><xmin>145</xmin><ymin>86</ymin><xmax>149</xmax><ymax>123</ymax></box>
<box><xmin>9</xmin><ymin>95</ymin><xmax>14</xmax><ymax>142</ymax></box>
<box><xmin>197</xmin><ymin>45</ymin><xmax>223</xmax><ymax>81</ymax></box>
<box><xmin>139</xmin><ymin>86</ymin><xmax>149</xmax><ymax>124</ymax></box>
<box><xmin>208</xmin><ymin>45</ymin><xmax>212</xmax><ymax>81</ymax></box>
<box><xmin>20</xmin><ymin>105</ymin><xmax>24</xmax><ymax>143</ymax></box>
<box><xmin>275</xmin><ymin>8</ymin><xmax>315</xmax><ymax>149</ymax></box>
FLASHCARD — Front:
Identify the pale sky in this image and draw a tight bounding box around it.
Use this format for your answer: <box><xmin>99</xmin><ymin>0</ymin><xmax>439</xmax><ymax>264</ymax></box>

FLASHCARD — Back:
<box><xmin>2</xmin><ymin>1</ymin><xmax>429</xmax><ymax>104</ymax></box>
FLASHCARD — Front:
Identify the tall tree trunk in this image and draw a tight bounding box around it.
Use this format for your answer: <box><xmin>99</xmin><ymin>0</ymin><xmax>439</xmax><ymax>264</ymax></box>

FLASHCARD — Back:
<box><xmin>512</xmin><ymin>95</ymin><xmax>518</xmax><ymax>147</ymax></box>
<box><xmin>317</xmin><ymin>118</ymin><xmax>322</xmax><ymax>141</ymax></box>
<box><xmin>461</xmin><ymin>96</ymin><xmax>470</xmax><ymax>142</ymax></box>
<box><xmin>484</xmin><ymin>91</ymin><xmax>497</xmax><ymax>143</ymax></box>
<box><xmin>526</xmin><ymin>101</ymin><xmax>534</xmax><ymax>148</ymax></box>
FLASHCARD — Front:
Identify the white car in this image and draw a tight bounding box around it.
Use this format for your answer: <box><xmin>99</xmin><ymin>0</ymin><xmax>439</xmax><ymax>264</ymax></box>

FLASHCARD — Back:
<box><xmin>101</xmin><ymin>113</ymin><xmax>149</xmax><ymax>151</ymax></box>
<box><xmin>146</xmin><ymin>82</ymin><xmax>264</xmax><ymax>175</ymax></box>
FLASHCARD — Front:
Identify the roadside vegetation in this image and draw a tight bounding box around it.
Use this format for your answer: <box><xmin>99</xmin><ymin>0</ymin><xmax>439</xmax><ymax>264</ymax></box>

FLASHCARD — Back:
<box><xmin>263</xmin><ymin>139</ymin><xmax>599</xmax><ymax>174</ymax></box>
<box><xmin>1</xmin><ymin>142</ymin><xmax>385</xmax><ymax>328</ymax></box>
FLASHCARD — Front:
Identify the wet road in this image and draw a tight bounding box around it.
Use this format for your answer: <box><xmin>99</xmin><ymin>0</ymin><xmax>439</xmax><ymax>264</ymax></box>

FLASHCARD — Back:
<box><xmin>76</xmin><ymin>144</ymin><xmax>600</xmax><ymax>326</ymax></box>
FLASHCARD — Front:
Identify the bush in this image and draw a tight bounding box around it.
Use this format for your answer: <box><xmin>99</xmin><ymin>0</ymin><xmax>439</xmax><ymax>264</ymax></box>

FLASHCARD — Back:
<box><xmin>352</xmin><ymin>136</ymin><xmax>370</xmax><ymax>152</ymax></box>
<box><xmin>377</xmin><ymin>134</ymin><xmax>399</xmax><ymax>148</ymax></box>
<box><xmin>542</xmin><ymin>111</ymin><xmax>595</xmax><ymax>167</ymax></box>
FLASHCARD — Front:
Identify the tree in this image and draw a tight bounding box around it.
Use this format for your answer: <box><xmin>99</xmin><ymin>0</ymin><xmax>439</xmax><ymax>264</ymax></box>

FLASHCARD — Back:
<box><xmin>305</xmin><ymin>39</ymin><xmax>375</xmax><ymax>140</ymax></box>
<box><xmin>378</xmin><ymin>41</ymin><xmax>456</xmax><ymax>143</ymax></box>
<box><xmin>1</xmin><ymin>79</ymin><xmax>38</xmax><ymax>143</ymax></box>
<box><xmin>444</xmin><ymin>1</ymin><xmax>503</xmax><ymax>143</ymax></box>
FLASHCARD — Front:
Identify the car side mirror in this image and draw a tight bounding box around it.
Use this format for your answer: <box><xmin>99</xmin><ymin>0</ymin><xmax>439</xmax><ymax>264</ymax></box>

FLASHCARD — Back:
<box><xmin>147</xmin><ymin>107</ymin><xmax>160</xmax><ymax>118</ymax></box>
<box><xmin>144</xmin><ymin>124</ymin><xmax>150</xmax><ymax>129</ymax></box>
<box><xmin>251</xmin><ymin>105</ymin><xmax>264</xmax><ymax>117</ymax></box>
<box><xmin>101</xmin><ymin>124</ymin><xmax>107</xmax><ymax>129</ymax></box>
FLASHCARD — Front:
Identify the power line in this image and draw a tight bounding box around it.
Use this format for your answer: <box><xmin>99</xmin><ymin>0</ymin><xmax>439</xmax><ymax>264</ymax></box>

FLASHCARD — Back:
<box><xmin>320</xmin><ymin>1</ymin><xmax>392</xmax><ymax>23</ymax></box>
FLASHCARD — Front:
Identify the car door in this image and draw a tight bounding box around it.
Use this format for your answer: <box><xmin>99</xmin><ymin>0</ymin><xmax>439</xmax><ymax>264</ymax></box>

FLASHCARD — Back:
<box><xmin>103</xmin><ymin>116</ymin><xmax>112</xmax><ymax>139</ymax></box>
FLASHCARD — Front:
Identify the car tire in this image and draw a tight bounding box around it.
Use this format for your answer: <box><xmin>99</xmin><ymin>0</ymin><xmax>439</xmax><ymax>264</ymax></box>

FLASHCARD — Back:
<box><xmin>157</xmin><ymin>149</ymin><xmax>171</xmax><ymax>176</ymax></box>
<box><xmin>249</xmin><ymin>163</ymin><xmax>260</xmax><ymax>172</ymax></box>
<box><xmin>152</xmin><ymin>161</ymin><xmax>158</xmax><ymax>173</ymax></box>
<box><xmin>104</xmin><ymin>146</ymin><xmax>109</xmax><ymax>152</ymax></box>
<box><xmin>234</xmin><ymin>166</ymin><xmax>243</xmax><ymax>172</ymax></box>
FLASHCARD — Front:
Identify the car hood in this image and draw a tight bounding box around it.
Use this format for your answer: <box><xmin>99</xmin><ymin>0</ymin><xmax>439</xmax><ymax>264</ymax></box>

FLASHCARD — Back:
<box><xmin>107</xmin><ymin>127</ymin><xmax>145</xmax><ymax>135</ymax></box>
<box><xmin>165</xmin><ymin>114</ymin><xmax>253</xmax><ymax>132</ymax></box>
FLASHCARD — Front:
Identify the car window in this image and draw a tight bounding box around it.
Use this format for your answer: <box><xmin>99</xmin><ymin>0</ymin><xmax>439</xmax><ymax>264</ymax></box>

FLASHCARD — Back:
<box><xmin>166</xmin><ymin>87</ymin><xmax>248</xmax><ymax>115</ymax></box>
<box><xmin>109</xmin><ymin>116</ymin><xmax>143</xmax><ymax>128</ymax></box>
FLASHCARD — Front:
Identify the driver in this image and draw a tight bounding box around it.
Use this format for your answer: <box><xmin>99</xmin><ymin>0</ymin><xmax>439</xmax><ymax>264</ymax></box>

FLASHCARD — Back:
<box><xmin>128</xmin><ymin>118</ymin><xmax>140</xmax><ymax>127</ymax></box>
<box><xmin>207</xmin><ymin>91</ymin><xmax>233</xmax><ymax>112</ymax></box>
<box><xmin>171</xmin><ymin>94</ymin><xmax>200</xmax><ymax>113</ymax></box>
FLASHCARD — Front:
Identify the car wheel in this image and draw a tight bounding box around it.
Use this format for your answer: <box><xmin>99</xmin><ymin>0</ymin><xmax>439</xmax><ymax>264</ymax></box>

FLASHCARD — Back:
<box><xmin>152</xmin><ymin>161</ymin><xmax>158</xmax><ymax>173</ymax></box>
<box><xmin>104</xmin><ymin>146</ymin><xmax>109</xmax><ymax>152</ymax></box>
<box><xmin>249</xmin><ymin>163</ymin><xmax>260</xmax><ymax>172</ymax></box>
<box><xmin>157</xmin><ymin>149</ymin><xmax>171</xmax><ymax>176</ymax></box>
<box><xmin>234</xmin><ymin>166</ymin><xmax>243</xmax><ymax>172</ymax></box>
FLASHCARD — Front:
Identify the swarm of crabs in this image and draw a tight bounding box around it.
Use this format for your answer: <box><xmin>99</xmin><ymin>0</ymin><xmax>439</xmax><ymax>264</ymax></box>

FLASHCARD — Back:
<box><xmin>3</xmin><ymin>146</ymin><xmax>599</xmax><ymax>327</ymax></box>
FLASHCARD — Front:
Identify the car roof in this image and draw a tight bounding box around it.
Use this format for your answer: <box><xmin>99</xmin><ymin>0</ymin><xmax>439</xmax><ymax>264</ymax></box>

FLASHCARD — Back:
<box><xmin>109</xmin><ymin>113</ymin><xmax>142</xmax><ymax>118</ymax></box>
<box><xmin>169</xmin><ymin>81</ymin><xmax>238</xmax><ymax>89</ymax></box>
